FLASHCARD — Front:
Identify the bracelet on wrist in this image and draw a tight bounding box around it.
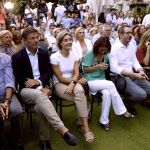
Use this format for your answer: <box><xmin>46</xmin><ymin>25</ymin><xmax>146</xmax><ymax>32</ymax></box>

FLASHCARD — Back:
<box><xmin>71</xmin><ymin>80</ymin><xmax>76</xmax><ymax>85</ymax></box>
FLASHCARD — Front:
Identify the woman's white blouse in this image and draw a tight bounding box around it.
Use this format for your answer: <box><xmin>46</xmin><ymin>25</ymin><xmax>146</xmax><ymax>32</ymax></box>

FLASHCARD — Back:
<box><xmin>50</xmin><ymin>51</ymin><xmax>79</xmax><ymax>83</ymax></box>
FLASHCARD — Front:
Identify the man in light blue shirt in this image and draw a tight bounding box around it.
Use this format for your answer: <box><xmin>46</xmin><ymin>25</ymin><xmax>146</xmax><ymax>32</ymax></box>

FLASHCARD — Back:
<box><xmin>61</xmin><ymin>11</ymin><xmax>74</xmax><ymax>29</ymax></box>
<box><xmin>123</xmin><ymin>11</ymin><xmax>134</xmax><ymax>27</ymax></box>
<box><xmin>0</xmin><ymin>52</ymin><xmax>24</xmax><ymax>149</ymax></box>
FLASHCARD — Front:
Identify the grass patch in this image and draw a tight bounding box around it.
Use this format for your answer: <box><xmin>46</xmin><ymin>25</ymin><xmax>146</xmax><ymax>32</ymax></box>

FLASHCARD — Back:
<box><xmin>23</xmin><ymin>103</ymin><xmax>150</xmax><ymax>150</ymax></box>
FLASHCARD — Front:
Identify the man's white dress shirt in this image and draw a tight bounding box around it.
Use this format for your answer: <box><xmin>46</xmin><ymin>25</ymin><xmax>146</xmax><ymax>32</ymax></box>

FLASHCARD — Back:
<box><xmin>142</xmin><ymin>14</ymin><xmax>150</xmax><ymax>27</ymax></box>
<box><xmin>54</xmin><ymin>5</ymin><xmax>66</xmax><ymax>24</ymax></box>
<box><xmin>109</xmin><ymin>40</ymin><xmax>142</xmax><ymax>74</ymax></box>
<box><xmin>123</xmin><ymin>17</ymin><xmax>134</xmax><ymax>27</ymax></box>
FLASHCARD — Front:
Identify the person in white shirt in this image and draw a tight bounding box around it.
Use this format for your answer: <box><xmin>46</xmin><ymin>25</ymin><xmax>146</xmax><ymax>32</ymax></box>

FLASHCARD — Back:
<box><xmin>123</xmin><ymin>11</ymin><xmax>134</xmax><ymax>27</ymax></box>
<box><xmin>84</xmin><ymin>23</ymin><xmax>94</xmax><ymax>39</ymax></box>
<box><xmin>45</xmin><ymin>23</ymin><xmax>59</xmax><ymax>53</ymax></box>
<box><xmin>105</xmin><ymin>9</ymin><xmax>117</xmax><ymax>27</ymax></box>
<box><xmin>92</xmin><ymin>23</ymin><xmax>103</xmax><ymax>44</ymax></box>
<box><xmin>72</xmin><ymin>27</ymin><xmax>93</xmax><ymax>60</ymax></box>
<box><xmin>83</xmin><ymin>5</ymin><xmax>90</xmax><ymax>21</ymax></box>
<box><xmin>92</xmin><ymin>24</ymin><xmax>115</xmax><ymax>46</ymax></box>
<box><xmin>50</xmin><ymin>31</ymin><xmax>94</xmax><ymax>143</ymax></box>
<box><xmin>61</xmin><ymin>11</ymin><xmax>74</xmax><ymax>29</ymax></box>
<box><xmin>78</xmin><ymin>4</ymin><xmax>84</xmax><ymax>22</ymax></box>
<box><xmin>142</xmin><ymin>14</ymin><xmax>150</xmax><ymax>27</ymax></box>
<box><xmin>109</xmin><ymin>25</ymin><xmax>150</xmax><ymax>115</ymax></box>
<box><xmin>43</xmin><ymin>11</ymin><xmax>55</xmax><ymax>32</ymax></box>
<box><xmin>116</xmin><ymin>11</ymin><xmax>124</xmax><ymax>26</ymax></box>
<box><xmin>25</xmin><ymin>5</ymin><xmax>34</xmax><ymax>26</ymax></box>
<box><xmin>54</xmin><ymin>1</ymin><xmax>66</xmax><ymax>24</ymax></box>
<box><xmin>114</xmin><ymin>35</ymin><xmax>137</xmax><ymax>50</ymax></box>
<box><xmin>88</xmin><ymin>27</ymin><xmax>98</xmax><ymax>41</ymax></box>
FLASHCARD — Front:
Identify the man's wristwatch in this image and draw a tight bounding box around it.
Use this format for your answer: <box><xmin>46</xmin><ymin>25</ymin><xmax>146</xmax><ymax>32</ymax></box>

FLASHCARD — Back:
<box><xmin>37</xmin><ymin>86</ymin><xmax>43</xmax><ymax>90</ymax></box>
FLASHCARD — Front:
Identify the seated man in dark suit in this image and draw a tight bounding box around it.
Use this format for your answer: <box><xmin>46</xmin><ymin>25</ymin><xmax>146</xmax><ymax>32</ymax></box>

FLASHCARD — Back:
<box><xmin>12</xmin><ymin>27</ymin><xmax>78</xmax><ymax>150</ymax></box>
<box><xmin>0</xmin><ymin>52</ymin><xmax>24</xmax><ymax>150</ymax></box>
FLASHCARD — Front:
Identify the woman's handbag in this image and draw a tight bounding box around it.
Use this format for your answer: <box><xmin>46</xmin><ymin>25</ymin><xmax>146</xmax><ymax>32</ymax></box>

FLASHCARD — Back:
<box><xmin>110</xmin><ymin>72</ymin><xmax>126</xmax><ymax>93</ymax></box>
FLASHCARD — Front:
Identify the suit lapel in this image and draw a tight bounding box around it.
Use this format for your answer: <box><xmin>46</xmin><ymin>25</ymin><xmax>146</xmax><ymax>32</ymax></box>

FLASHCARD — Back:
<box><xmin>37</xmin><ymin>49</ymin><xmax>42</xmax><ymax>74</ymax></box>
<box><xmin>22</xmin><ymin>48</ymin><xmax>34</xmax><ymax>78</ymax></box>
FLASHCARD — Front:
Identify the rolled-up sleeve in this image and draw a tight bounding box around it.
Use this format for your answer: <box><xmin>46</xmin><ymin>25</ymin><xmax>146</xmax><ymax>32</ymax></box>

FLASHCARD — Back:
<box><xmin>4</xmin><ymin>57</ymin><xmax>15</xmax><ymax>90</ymax></box>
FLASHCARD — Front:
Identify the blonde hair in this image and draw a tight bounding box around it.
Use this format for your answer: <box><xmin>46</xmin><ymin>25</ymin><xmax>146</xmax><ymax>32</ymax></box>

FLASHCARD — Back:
<box><xmin>0</xmin><ymin>30</ymin><xmax>12</xmax><ymax>38</ymax></box>
<box><xmin>75</xmin><ymin>27</ymin><xmax>85</xmax><ymax>41</ymax></box>
<box><xmin>138</xmin><ymin>30</ymin><xmax>150</xmax><ymax>50</ymax></box>
<box><xmin>0</xmin><ymin>30</ymin><xmax>13</xmax><ymax>46</ymax></box>
<box><xmin>89</xmin><ymin>27</ymin><xmax>98</xmax><ymax>36</ymax></box>
<box><xmin>53</xmin><ymin>28</ymin><xmax>61</xmax><ymax>38</ymax></box>
<box><xmin>56</xmin><ymin>31</ymin><xmax>72</xmax><ymax>50</ymax></box>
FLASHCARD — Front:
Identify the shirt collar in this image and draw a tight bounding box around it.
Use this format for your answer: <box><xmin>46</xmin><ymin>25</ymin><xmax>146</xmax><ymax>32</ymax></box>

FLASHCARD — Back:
<box><xmin>26</xmin><ymin>48</ymin><xmax>39</xmax><ymax>56</ymax></box>
<box><xmin>117</xmin><ymin>39</ymin><xmax>129</xmax><ymax>48</ymax></box>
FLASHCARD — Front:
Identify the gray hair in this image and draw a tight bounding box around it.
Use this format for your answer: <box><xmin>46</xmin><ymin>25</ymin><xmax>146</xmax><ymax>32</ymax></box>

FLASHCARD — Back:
<box><xmin>0</xmin><ymin>30</ymin><xmax>12</xmax><ymax>38</ymax></box>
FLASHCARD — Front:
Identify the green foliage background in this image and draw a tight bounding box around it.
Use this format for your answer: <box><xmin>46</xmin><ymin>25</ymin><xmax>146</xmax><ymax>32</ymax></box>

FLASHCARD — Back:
<box><xmin>133</xmin><ymin>6</ymin><xmax>150</xmax><ymax>18</ymax></box>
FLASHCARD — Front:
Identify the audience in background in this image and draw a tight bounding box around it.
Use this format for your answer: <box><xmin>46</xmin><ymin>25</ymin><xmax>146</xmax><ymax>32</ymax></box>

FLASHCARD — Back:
<box><xmin>0</xmin><ymin>1</ymin><xmax>150</xmax><ymax>149</ymax></box>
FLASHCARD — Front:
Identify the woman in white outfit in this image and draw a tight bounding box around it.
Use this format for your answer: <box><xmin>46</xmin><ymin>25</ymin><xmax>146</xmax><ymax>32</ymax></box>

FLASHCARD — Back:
<box><xmin>72</xmin><ymin>27</ymin><xmax>93</xmax><ymax>60</ymax></box>
<box><xmin>50</xmin><ymin>31</ymin><xmax>94</xmax><ymax>142</ymax></box>
<box><xmin>82</xmin><ymin>37</ymin><xmax>134</xmax><ymax>131</ymax></box>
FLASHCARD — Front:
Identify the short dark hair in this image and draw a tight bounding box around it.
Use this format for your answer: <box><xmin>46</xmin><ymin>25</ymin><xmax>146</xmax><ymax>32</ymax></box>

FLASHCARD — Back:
<box><xmin>117</xmin><ymin>25</ymin><xmax>129</xmax><ymax>34</ymax></box>
<box><xmin>93</xmin><ymin>37</ymin><xmax>111</xmax><ymax>56</ymax></box>
<box><xmin>21</xmin><ymin>27</ymin><xmax>39</xmax><ymax>40</ymax></box>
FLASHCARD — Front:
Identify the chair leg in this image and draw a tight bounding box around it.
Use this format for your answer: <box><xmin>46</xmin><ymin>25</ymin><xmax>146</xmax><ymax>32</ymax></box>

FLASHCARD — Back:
<box><xmin>26</xmin><ymin>106</ymin><xmax>29</xmax><ymax>120</ymax></box>
<box><xmin>55</xmin><ymin>96</ymin><xmax>58</xmax><ymax>112</ymax></box>
<box><xmin>98</xmin><ymin>96</ymin><xmax>101</xmax><ymax>106</ymax></box>
<box><xmin>29</xmin><ymin>107</ymin><xmax>33</xmax><ymax>129</ymax></box>
<box><xmin>60</xmin><ymin>98</ymin><xmax>62</xmax><ymax>119</ymax></box>
<box><xmin>89</xmin><ymin>95</ymin><xmax>94</xmax><ymax>120</ymax></box>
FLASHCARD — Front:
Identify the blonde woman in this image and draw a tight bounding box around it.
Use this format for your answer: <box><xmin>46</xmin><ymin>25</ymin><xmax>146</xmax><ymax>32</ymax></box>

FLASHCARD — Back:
<box><xmin>89</xmin><ymin>27</ymin><xmax>98</xmax><ymax>41</ymax></box>
<box><xmin>12</xmin><ymin>30</ymin><xmax>24</xmax><ymax>52</ymax></box>
<box><xmin>85</xmin><ymin>12</ymin><xmax>96</xmax><ymax>26</ymax></box>
<box><xmin>72</xmin><ymin>27</ymin><xmax>93</xmax><ymax>60</ymax></box>
<box><xmin>50</xmin><ymin>31</ymin><xmax>94</xmax><ymax>143</ymax></box>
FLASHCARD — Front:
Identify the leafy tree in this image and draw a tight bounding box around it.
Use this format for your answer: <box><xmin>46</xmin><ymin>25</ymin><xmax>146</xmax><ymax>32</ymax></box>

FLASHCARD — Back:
<box><xmin>133</xmin><ymin>6</ymin><xmax>150</xmax><ymax>19</ymax></box>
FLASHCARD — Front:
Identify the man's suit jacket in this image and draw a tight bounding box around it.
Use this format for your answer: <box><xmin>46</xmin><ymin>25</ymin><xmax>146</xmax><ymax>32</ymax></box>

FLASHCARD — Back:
<box><xmin>12</xmin><ymin>47</ymin><xmax>52</xmax><ymax>90</ymax></box>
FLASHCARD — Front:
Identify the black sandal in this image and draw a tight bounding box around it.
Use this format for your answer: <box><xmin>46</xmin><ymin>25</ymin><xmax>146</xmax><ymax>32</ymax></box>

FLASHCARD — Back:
<box><xmin>100</xmin><ymin>123</ymin><xmax>110</xmax><ymax>131</ymax></box>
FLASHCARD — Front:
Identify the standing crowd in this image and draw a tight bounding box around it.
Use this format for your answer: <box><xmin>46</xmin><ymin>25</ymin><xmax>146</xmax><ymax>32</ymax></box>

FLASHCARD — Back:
<box><xmin>0</xmin><ymin>0</ymin><xmax>150</xmax><ymax>150</ymax></box>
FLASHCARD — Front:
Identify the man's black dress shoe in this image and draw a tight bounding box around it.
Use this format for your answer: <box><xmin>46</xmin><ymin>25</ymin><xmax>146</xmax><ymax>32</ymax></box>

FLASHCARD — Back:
<box><xmin>63</xmin><ymin>131</ymin><xmax>79</xmax><ymax>146</ymax></box>
<box><xmin>39</xmin><ymin>140</ymin><xmax>52</xmax><ymax>150</ymax></box>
